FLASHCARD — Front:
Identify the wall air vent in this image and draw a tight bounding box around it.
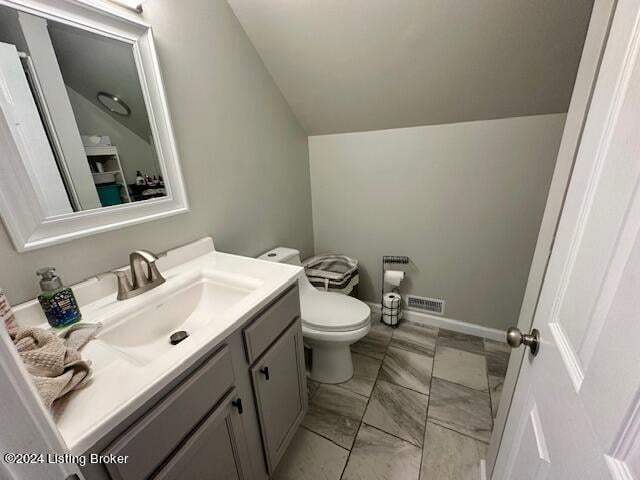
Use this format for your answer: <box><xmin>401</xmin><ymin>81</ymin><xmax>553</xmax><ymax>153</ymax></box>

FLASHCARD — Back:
<box><xmin>406</xmin><ymin>295</ymin><xmax>445</xmax><ymax>316</ymax></box>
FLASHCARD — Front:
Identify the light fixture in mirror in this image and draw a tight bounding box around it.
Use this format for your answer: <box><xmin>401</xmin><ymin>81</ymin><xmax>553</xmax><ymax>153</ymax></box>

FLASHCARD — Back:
<box><xmin>0</xmin><ymin>0</ymin><xmax>188</xmax><ymax>252</ymax></box>
<box><xmin>97</xmin><ymin>92</ymin><xmax>131</xmax><ymax>116</ymax></box>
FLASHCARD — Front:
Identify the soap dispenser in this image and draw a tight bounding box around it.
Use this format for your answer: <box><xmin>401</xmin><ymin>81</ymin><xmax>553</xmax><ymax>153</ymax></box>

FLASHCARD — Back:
<box><xmin>36</xmin><ymin>267</ymin><xmax>82</xmax><ymax>328</ymax></box>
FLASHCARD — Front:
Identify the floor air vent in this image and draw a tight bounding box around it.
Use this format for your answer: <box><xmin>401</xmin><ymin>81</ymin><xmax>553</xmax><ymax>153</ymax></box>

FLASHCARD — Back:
<box><xmin>406</xmin><ymin>295</ymin><xmax>445</xmax><ymax>315</ymax></box>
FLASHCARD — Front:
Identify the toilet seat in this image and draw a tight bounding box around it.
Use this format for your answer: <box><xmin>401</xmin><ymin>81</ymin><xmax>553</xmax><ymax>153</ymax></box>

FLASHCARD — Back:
<box><xmin>300</xmin><ymin>289</ymin><xmax>370</xmax><ymax>332</ymax></box>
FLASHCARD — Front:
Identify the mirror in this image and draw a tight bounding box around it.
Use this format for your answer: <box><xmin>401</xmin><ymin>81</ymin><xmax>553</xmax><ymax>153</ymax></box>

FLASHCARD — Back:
<box><xmin>0</xmin><ymin>0</ymin><xmax>188</xmax><ymax>251</ymax></box>
<box><xmin>0</xmin><ymin>4</ymin><xmax>165</xmax><ymax>211</ymax></box>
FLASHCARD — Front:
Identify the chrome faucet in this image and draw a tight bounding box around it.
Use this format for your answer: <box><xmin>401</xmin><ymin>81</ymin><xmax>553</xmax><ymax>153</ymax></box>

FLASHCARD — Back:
<box><xmin>98</xmin><ymin>250</ymin><xmax>166</xmax><ymax>300</ymax></box>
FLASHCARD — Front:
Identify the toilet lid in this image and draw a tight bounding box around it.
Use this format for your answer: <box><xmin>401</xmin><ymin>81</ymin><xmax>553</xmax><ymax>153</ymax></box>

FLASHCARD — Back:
<box><xmin>301</xmin><ymin>290</ymin><xmax>371</xmax><ymax>332</ymax></box>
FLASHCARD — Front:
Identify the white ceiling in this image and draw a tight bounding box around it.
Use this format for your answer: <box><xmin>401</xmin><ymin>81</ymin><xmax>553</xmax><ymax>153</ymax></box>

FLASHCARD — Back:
<box><xmin>227</xmin><ymin>0</ymin><xmax>594</xmax><ymax>135</ymax></box>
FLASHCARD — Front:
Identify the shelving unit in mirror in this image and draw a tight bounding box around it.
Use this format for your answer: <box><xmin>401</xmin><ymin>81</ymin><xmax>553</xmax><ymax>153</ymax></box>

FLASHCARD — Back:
<box><xmin>85</xmin><ymin>145</ymin><xmax>132</xmax><ymax>206</ymax></box>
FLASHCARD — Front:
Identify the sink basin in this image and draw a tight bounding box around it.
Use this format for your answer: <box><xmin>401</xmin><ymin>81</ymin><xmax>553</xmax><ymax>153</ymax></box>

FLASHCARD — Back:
<box><xmin>98</xmin><ymin>271</ymin><xmax>258</xmax><ymax>365</ymax></box>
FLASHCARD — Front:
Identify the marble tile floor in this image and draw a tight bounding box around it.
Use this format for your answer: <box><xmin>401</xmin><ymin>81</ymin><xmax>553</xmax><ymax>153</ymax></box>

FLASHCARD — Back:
<box><xmin>273</xmin><ymin>317</ymin><xmax>510</xmax><ymax>480</ymax></box>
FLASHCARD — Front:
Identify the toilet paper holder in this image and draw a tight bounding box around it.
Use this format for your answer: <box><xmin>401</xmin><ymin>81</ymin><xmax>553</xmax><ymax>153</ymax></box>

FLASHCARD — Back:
<box><xmin>380</xmin><ymin>256</ymin><xmax>409</xmax><ymax>327</ymax></box>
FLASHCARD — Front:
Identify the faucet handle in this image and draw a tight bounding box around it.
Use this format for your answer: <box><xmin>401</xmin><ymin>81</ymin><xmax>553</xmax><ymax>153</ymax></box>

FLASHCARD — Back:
<box><xmin>96</xmin><ymin>270</ymin><xmax>127</xmax><ymax>281</ymax></box>
<box><xmin>96</xmin><ymin>270</ymin><xmax>134</xmax><ymax>301</ymax></box>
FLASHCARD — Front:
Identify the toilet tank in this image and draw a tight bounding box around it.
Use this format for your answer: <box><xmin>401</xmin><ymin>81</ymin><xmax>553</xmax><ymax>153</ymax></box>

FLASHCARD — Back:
<box><xmin>258</xmin><ymin>247</ymin><xmax>301</xmax><ymax>265</ymax></box>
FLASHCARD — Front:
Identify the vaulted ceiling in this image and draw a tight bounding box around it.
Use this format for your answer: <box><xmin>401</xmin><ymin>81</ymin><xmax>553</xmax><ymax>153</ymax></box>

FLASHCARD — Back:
<box><xmin>48</xmin><ymin>20</ymin><xmax>152</xmax><ymax>140</ymax></box>
<box><xmin>227</xmin><ymin>0</ymin><xmax>594</xmax><ymax>135</ymax></box>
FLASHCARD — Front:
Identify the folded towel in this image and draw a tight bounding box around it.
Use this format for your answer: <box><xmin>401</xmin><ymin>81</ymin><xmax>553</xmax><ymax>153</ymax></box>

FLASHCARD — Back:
<box><xmin>1</xmin><ymin>290</ymin><xmax>100</xmax><ymax>409</ymax></box>
<box><xmin>0</xmin><ymin>289</ymin><xmax>15</xmax><ymax>326</ymax></box>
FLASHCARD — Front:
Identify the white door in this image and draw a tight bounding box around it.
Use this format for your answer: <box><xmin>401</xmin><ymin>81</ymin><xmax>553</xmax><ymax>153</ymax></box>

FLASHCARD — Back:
<box><xmin>493</xmin><ymin>0</ymin><xmax>640</xmax><ymax>478</ymax></box>
<box><xmin>0</xmin><ymin>42</ymin><xmax>73</xmax><ymax>216</ymax></box>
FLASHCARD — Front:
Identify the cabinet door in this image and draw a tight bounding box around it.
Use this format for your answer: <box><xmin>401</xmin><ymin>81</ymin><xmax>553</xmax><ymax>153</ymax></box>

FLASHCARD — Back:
<box><xmin>104</xmin><ymin>347</ymin><xmax>235</xmax><ymax>480</ymax></box>
<box><xmin>251</xmin><ymin>319</ymin><xmax>307</xmax><ymax>472</ymax></box>
<box><xmin>154</xmin><ymin>388</ymin><xmax>252</xmax><ymax>480</ymax></box>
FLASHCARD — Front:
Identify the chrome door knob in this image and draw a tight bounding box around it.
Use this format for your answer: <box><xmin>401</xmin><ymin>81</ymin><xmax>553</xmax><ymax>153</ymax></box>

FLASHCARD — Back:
<box><xmin>506</xmin><ymin>327</ymin><xmax>540</xmax><ymax>356</ymax></box>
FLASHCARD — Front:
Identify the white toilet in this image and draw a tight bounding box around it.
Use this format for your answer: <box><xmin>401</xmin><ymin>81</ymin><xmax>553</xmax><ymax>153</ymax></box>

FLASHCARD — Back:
<box><xmin>258</xmin><ymin>247</ymin><xmax>371</xmax><ymax>384</ymax></box>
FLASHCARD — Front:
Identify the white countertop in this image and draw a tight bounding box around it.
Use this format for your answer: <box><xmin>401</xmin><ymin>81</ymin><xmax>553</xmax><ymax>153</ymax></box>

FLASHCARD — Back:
<box><xmin>13</xmin><ymin>238</ymin><xmax>302</xmax><ymax>455</ymax></box>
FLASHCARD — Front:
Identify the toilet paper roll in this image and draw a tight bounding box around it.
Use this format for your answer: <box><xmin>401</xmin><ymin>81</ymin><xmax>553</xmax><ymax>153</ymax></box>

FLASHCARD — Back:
<box><xmin>384</xmin><ymin>270</ymin><xmax>405</xmax><ymax>287</ymax></box>
<box><xmin>382</xmin><ymin>308</ymin><xmax>403</xmax><ymax>317</ymax></box>
<box><xmin>382</xmin><ymin>306</ymin><xmax>401</xmax><ymax>316</ymax></box>
<box><xmin>383</xmin><ymin>292</ymin><xmax>401</xmax><ymax>308</ymax></box>
<box><xmin>382</xmin><ymin>309</ymin><xmax>402</xmax><ymax>326</ymax></box>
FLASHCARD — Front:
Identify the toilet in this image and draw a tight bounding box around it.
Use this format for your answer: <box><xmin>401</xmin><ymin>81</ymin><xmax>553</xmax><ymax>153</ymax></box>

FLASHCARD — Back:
<box><xmin>258</xmin><ymin>247</ymin><xmax>371</xmax><ymax>384</ymax></box>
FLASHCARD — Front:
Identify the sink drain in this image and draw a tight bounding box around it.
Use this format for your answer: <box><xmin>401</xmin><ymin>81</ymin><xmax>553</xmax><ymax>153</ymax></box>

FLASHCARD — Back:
<box><xmin>170</xmin><ymin>330</ymin><xmax>188</xmax><ymax>345</ymax></box>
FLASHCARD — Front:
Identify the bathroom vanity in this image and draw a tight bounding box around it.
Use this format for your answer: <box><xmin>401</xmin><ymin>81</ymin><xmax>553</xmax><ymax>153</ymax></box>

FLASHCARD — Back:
<box><xmin>0</xmin><ymin>0</ymin><xmax>309</xmax><ymax>475</ymax></box>
<box><xmin>12</xmin><ymin>238</ymin><xmax>307</xmax><ymax>480</ymax></box>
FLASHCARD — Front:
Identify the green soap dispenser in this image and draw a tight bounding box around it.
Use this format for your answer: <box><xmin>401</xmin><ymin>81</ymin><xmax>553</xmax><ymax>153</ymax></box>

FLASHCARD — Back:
<box><xmin>36</xmin><ymin>267</ymin><xmax>82</xmax><ymax>328</ymax></box>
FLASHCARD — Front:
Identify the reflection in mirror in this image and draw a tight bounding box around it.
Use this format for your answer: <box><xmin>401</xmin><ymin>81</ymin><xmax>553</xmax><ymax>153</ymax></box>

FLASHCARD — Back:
<box><xmin>0</xmin><ymin>4</ymin><xmax>166</xmax><ymax>213</ymax></box>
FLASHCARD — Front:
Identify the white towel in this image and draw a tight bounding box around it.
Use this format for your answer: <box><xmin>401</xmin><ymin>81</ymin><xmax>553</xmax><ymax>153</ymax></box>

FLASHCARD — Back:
<box><xmin>1</xmin><ymin>289</ymin><xmax>99</xmax><ymax>409</ymax></box>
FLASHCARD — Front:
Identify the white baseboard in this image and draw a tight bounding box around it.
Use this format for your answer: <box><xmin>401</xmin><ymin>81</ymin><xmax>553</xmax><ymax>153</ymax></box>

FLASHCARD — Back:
<box><xmin>366</xmin><ymin>302</ymin><xmax>504</xmax><ymax>342</ymax></box>
<box><xmin>480</xmin><ymin>459</ymin><xmax>487</xmax><ymax>480</ymax></box>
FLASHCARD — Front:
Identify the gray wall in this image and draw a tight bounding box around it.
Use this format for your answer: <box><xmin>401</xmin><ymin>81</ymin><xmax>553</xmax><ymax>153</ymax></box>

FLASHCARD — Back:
<box><xmin>0</xmin><ymin>5</ymin><xmax>27</xmax><ymax>52</ymax></box>
<box><xmin>0</xmin><ymin>0</ymin><xmax>314</xmax><ymax>304</ymax></box>
<box><xmin>308</xmin><ymin>114</ymin><xmax>566</xmax><ymax>331</ymax></box>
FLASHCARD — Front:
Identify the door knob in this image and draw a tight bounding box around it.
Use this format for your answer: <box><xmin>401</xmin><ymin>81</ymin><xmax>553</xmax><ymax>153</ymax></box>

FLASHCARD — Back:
<box><xmin>506</xmin><ymin>327</ymin><xmax>540</xmax><ymax>356</ymax></box>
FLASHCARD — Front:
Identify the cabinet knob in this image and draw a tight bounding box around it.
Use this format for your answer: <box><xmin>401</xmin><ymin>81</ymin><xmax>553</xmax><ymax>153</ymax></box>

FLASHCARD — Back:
<box><xmin>260</xmin><ymin>366</ymin><xmax>270</xmax><ymax>380</ymax></box>
<box><xmin>231</xmin><ymin>398</ymin><xmax>243</xmax><ymax>415</ymax></box>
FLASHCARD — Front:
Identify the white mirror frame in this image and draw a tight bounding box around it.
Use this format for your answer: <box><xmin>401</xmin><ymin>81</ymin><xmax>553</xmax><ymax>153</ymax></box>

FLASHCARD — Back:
<box><xmin>0</xmin><ymin>0</ymin><xmax>188</xmax><ymax>252</ymax></box>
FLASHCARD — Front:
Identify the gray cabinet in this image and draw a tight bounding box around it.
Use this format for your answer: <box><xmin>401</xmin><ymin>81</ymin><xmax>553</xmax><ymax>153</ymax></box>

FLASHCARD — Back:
<box><xmin>104</xmin><ymin>346</ymin><xmax>236</xmax><ymax>480</ymax></box>
<box><xmin>154</xmin><ymin>388</ymin><xmax>252</xmax><ymax>480</ymax></box>
<box><xmin>243</xmin><ymin>286</ymin><xmax>301</xmax><ymax>364</ymax></box>
<box><xmin>85</xmin><ymin>283</ymin><xmax>306</xmax><ymax>480</ymax></box>
<box><xmin>250</xmin><ymin>319</ymin><xmax>307</xmax><ymax>472</ymax></box>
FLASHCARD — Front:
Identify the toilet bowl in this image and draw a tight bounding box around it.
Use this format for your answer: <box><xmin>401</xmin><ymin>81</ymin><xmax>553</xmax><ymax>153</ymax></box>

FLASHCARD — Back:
<box><xmin>258</xmin><ymin>247</ymin><xmax>371</xmax><ymax>384</ymax></box>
